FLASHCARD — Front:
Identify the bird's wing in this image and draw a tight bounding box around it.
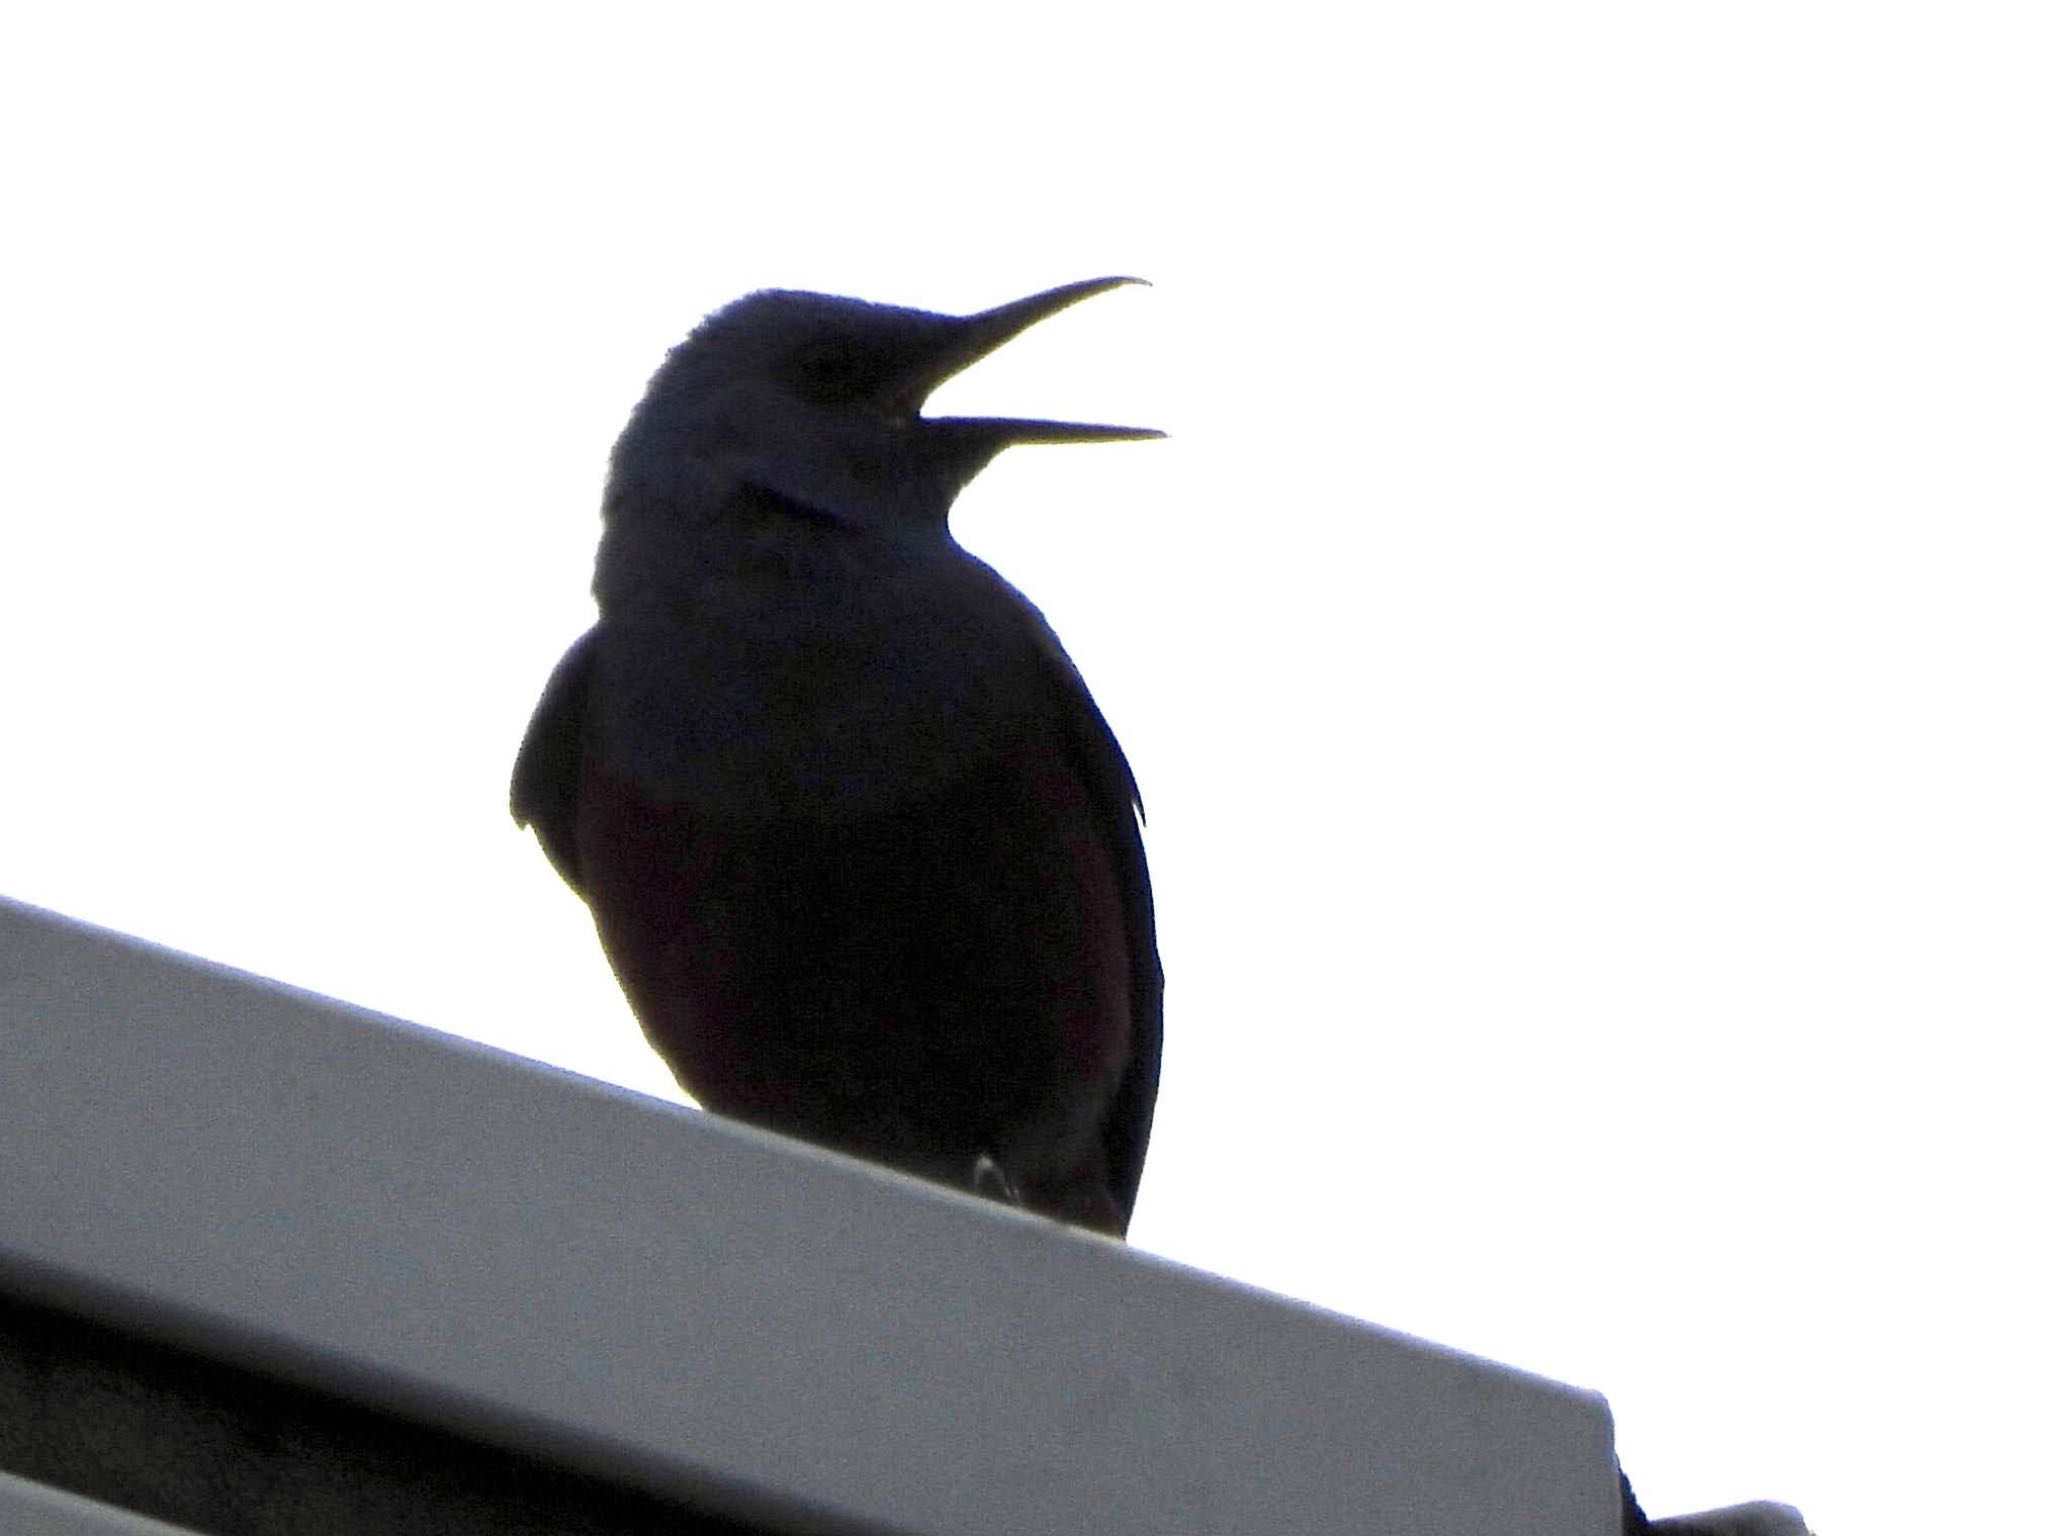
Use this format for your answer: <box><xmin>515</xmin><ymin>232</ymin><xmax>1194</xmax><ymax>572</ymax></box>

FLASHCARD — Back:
<box><xmin>511</xmin><ymin>625</ymin><xmax>602</xmax><ymax>892</ymax></box>
<box><xmin>1029</xmin><ymin>627</ymin><xmax>1164</xmax><ymax>1225</ymax></box>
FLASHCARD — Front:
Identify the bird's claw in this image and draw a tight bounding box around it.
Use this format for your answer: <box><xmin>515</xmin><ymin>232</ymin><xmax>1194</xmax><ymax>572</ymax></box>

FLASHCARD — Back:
<box><xmin>971</xmin><ymin>1153</ymin><xmax>1022</xmax><ymax>1206</ymax></box>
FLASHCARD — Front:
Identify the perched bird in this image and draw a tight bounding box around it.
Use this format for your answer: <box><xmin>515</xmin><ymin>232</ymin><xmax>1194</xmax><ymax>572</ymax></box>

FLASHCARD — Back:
<box><xmin>513</xmin><ymin>277</ymin><xmax>1162</xmax><ymax>1236</ymax></box>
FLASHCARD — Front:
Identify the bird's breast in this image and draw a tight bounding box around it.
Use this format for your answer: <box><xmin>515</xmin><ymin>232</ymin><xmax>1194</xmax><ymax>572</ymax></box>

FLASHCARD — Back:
<box><xmin>571</xmin><ymin>730</ymin><xmax>1134</xmax><ymax>1194</ymax></box>
<box><xmin>593</xmin><ymin>531</ymin><xmax>1058</xmax><ymax>821</ymax></box>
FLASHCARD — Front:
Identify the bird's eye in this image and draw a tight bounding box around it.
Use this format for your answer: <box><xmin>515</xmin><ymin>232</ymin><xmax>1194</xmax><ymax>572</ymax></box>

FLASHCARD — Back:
<box><xmin>789</xmin><ymin>340</ymin><xmax>869</xmax><ymax>403</ymax></box>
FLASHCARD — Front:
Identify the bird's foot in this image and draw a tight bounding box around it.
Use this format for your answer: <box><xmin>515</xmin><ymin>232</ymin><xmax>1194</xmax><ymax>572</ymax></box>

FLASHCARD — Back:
<box><xmin>971</xmin><ymin>1153</ymin><xmax>1022</xmax><ymax>1206</ymax></box>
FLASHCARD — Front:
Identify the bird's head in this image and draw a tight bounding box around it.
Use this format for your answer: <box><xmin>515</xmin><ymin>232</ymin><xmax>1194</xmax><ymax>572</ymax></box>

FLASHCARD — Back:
<box><xmin>607</xmin><ymin>277</ymin><xmax>1159</xmax><ymax>534</ymax></box>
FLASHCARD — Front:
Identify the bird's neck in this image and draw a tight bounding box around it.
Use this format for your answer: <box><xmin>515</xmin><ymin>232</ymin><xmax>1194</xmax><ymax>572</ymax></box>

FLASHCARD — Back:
<box><xmin>581</xmin><ymin>469</ymin><xmax>1055</xmax><ymax>820</ymax></box>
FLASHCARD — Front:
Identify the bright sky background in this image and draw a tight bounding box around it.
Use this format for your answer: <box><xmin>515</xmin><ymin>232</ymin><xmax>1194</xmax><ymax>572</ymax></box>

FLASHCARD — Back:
<box><xmin>4</xmin><ymin>7</ymin><xmax>2043</xmax><ymax>1531</ymax></box>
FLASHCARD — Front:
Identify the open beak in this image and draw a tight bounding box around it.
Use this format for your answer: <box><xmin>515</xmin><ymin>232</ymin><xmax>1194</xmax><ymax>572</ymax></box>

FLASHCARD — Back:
<box><xmin>913</xmin><ymin>277</ymin><xmax>1163</xmax><ymax>446</ymax></box>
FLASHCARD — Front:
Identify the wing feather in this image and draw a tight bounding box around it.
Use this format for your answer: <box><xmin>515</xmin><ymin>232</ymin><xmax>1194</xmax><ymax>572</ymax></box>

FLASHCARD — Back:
<box><xmin>1029</xmin><ymin>630</ymin><xmax>1163</xmax><ymax>1224</ymax></box>
<box><xmin>511</xmin><ymin>627</ymin><xmax>602</xmax><ymax>891</ymax></box>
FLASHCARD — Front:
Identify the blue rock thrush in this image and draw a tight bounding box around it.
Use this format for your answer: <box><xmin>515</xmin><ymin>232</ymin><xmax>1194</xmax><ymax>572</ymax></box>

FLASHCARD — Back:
<box><xmin>513</xmin><ymin>278</ymin><xmax>1162</xmax><ymax>1235</ymax></box>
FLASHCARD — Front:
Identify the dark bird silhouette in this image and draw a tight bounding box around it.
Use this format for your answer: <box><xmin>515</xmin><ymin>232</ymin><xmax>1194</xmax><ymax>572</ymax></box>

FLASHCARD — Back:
<box><xmin>512</xmin><ymin>278</ymin><xmax>1162</xmax><ymax>1236</ymax></box>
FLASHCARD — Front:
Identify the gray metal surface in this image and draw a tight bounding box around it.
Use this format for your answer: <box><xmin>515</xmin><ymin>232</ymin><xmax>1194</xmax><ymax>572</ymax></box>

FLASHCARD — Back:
<box><xmin>0</xmin><ymin>1471</ymin><xmax>205</xmax><ymax>1536</ymax></box>
<box><xmin>0</xmin><ymin>894</ymin><xmax>1622</xmax><ymax>1536</ymax></box>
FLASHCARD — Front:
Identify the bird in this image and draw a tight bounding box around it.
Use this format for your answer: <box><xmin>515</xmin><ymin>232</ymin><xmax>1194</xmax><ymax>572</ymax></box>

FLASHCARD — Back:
<box><xmin>512</xmin><ymin>277</ymin><xmax>1162</xmax><ymax>1237</ymax></box>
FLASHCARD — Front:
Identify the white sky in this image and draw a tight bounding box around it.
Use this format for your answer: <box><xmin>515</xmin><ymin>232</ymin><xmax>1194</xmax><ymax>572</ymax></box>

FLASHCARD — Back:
<box><xmin>4</xmin><ymin>6</ymin><xmax>2043</xmax><ymax>1531</ymax></box>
